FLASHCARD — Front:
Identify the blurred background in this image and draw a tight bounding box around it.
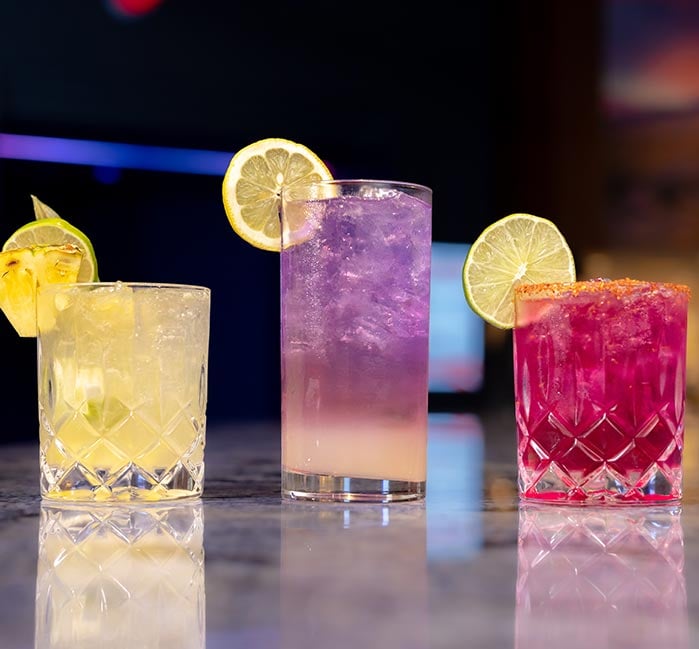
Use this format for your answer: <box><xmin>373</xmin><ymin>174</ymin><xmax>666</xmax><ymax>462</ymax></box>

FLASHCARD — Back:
<box><xmin>1</xmin><ymin>0</ymin><xmax>698</xmax><ymax>441</ymax></box>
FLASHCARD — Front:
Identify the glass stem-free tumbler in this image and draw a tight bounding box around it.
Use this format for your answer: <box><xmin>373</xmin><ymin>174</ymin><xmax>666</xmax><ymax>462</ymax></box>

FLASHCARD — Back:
<box><xmin>37</xmin><ymin>282</ymin><xmax>211</xmax><ymax>502</ymax></box>
<box><xmin>514</xmin><ymin>278</ymin><xmax>690</xmax><ymax>504</ymax></box>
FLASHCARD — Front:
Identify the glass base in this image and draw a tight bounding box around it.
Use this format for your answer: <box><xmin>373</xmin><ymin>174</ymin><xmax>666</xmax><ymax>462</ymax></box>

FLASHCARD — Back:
<box><xmin>282</xmin><ymin>469</ymin><xmax>425</xmax><ymax>503</ymax></box>
<box><xmin>518</xmin><ymin>462</ymin><xmax>682</xmax><ymax>505</ymax></box>
<box><xmin>518</xmin><ymin>493</ymin><xmax>682</xmax><ymax>506</ymax></box>
<box><xmin>40</xmin><ymin>462</ymin><xmax>203</xmax><ymax>503</ymax></box>
<box><xmin>40</xmin><ymin>488</ymin><xmax>202</xmax><ymax>503</ymax></box>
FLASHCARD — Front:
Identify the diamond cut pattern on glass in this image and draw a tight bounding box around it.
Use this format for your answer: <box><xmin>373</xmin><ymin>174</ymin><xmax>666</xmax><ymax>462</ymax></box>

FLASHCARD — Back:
<box><xmin>40</xmin><ymin>381</ymin><xmax>206</xmax><ymax>500</ymax></box>
<box><xmin>517</xmin><ymin>337</ymin><xmax>685</xmax><ymax>503</ymax></box>
<box><xmin>38</xmin><ymin>284</ymin><xmax>210</xmax><ymax>501</ymax></box>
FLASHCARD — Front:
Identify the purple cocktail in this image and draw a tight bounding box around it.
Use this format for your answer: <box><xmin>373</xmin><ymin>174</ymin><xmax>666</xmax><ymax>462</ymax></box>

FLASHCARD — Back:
<box><xmin>280</xmin><ymin>180</ymin><xmax>432</xmax><ymax>502</ymax></box>
<box><xmin>514</xmin><ymin>278</ymin><xmax>690</xmax><ymax>504</ymax></box>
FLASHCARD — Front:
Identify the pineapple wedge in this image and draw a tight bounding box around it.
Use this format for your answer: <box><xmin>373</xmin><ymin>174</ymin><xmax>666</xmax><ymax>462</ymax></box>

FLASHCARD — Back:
<box><xmin>0</xmin><ymin>244</ymin><xmax>82</xmax><ymax>337</ymax></box>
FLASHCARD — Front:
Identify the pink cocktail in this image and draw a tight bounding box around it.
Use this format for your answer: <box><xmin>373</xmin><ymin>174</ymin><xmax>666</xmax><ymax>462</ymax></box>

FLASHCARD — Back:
<box><xmin>280</xmin><ymin>180</ymin><xmax>432</xmax><ymax>502</ymax></box>
<box><xmin>514</xmin><ymin>278</ymin><xmax>690</xmax><ymax>504</ymax></box>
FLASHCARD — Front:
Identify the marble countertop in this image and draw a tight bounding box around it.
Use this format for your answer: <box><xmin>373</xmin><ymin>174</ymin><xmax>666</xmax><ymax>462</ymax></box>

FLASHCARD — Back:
<box><xmin>2</xmin><ymin>410</ymin><xmax>699</xmax><ymax>648</ymax></box>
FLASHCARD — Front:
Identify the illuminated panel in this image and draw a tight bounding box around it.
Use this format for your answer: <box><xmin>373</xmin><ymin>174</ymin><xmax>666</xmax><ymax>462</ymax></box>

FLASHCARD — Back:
<box><xmin>428</xmin><ymin>241</ymin><xmax>485</xmax><ymax>393</ymax></box>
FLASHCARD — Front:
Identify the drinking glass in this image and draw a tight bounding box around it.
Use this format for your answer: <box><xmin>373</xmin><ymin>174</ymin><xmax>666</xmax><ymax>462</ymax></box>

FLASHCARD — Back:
<box><xmin>280</xmin><ymin>180</ymin><xmax>432</xmax><ymax>502</ymax></box>
<box><xmin>514</xmin><ymin>279</ymin><xmax>690</xmax><ymax>504</ymax></box>
<box><xmin>37</xmin><ymin>282</ymin><xmax>211</xmax><ymax>501</ymax></box>
<box><xmin>35</xmin><ymin>501</ymin><xmax>205</xmax><ymax>649</ymax></box>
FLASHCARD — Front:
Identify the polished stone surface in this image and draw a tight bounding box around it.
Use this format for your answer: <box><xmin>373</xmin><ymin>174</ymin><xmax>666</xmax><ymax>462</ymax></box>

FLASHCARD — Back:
<box><xmin>3</xmin><ymin>410</ymin><xmax>699</xmax><ymax>648</ymax></box>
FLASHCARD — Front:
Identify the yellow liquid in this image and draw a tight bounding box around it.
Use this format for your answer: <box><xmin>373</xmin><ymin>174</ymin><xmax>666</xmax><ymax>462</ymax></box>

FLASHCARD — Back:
<box><xmin>38</xmin><ymin>284</ymin><xmax>210</xmax><ymax>501</ymax></box>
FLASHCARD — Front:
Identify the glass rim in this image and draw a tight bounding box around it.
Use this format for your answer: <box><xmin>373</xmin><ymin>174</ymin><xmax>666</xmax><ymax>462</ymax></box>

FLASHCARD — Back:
<box><xmin>514</xmin><ymin>278</ymin><xmax>691</xmax><ymax>300</ymax></box>
<box><xmin>38</xmin><ymin>281</ymin><xmax>211</xmax><ymax>294</ymax></box>
<box><xmin>281</xmin><ymin>178</ymin><xmax>432</xmax><ymax>200</ymax></box>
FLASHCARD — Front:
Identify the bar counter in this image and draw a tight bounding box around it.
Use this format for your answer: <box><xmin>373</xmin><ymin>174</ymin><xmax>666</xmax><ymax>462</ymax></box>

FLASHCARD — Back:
<box><xmin>2</xmin><ymin>409</ymin><xmax>699</xmax><ymax>648</ymax></box>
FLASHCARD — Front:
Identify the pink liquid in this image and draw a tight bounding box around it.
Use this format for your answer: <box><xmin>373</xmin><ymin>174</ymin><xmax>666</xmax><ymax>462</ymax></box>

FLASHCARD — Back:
<box><xmin>514</xmin><ymin>279</ymin><xmax>690</xmax><ymax>504</ymax></box>
<box><xmin>280</xmin><ymin>184</ymin><xmax>431</xmax><ymax>484</ymax></box>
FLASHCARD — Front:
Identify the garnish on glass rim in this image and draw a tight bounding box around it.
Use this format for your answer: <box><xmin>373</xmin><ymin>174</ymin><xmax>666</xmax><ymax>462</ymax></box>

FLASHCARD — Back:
<box><xmin>461</xmin><ymin>213</ymin><xmax>576</xmax><ymax>329</ymax></box>
<box><xmin>0</xmin><ymin>196</ymin><xmax>98</xmax><ymax>337</ymax></box>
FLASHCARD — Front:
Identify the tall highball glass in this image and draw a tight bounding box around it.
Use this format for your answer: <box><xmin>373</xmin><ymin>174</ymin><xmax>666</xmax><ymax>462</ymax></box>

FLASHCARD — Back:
<box><xmin>280</xmin><ymin>180</ymin><xmax>432</xmax><ymax>502</ymax></box>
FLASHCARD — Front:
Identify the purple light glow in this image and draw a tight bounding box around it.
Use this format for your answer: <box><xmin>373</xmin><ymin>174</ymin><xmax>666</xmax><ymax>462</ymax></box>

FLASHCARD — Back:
<box><xmin>0</xmin><ymin>133</ymin><xmax>232</xmax><ymax>175</ymax></box>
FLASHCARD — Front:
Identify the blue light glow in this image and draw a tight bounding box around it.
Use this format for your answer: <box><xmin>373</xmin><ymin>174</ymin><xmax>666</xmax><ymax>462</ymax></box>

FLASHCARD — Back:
<box><xmin>0</xmin><ymin>132</ymin><xmax>232</xmax><ymax>175</ymax></box>
<box><xmin>429</xmin><ymin>242</ymin><xmax>485</xmax><ymax>393</ymax></box>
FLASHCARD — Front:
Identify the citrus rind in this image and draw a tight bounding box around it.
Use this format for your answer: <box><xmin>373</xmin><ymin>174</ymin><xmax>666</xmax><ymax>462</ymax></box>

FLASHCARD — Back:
<box><xmin>3</xmin><ymin>217</ymin><xmax>98</xmax><ymax>282</ymax></box>
<box><xmin>222</xmin><ymin>138</ymin><xmax>333</xmax><ymax>251</ymax></box>
<box><xmin>462</xmin><ymin>213</ymin><xmax>576</xmax><ymax>329</ymax></box>
<box><xmin>0</xmin><ymin>245</ymin><xmax>83</xmax><ymax>337</ymax></box>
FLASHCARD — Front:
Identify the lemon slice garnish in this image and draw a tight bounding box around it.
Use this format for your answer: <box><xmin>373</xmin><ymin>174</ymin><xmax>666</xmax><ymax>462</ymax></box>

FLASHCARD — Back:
<box><xmin>222</xmin><ymin>138</ymin><xmax>333</xmax><ymax>251</ymax></box>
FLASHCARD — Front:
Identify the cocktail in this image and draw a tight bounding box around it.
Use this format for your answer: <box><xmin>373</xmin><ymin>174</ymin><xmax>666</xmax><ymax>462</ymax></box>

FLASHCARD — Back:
<box><xmin>514</xmin><ymin>279</ymin><xmax>689</xmax><ymax>503</ymax></box>
<box><xmin>0</xmin><ymin>197</ymin><xmax>211</xmax><ymax>502</ymax></box>
<box><xmin>221</xmin><ymin>140</ymin><xmax>432</xmax><ymax>502</ymax></box>
<box><xmin>462</xmin><ymin>213</ymin><xmax>691</xmax><ymax>504</ymax></box>
<box><xmin>37</xmin><ymin>282</ymin><xmax>211</xmax><ymax>501</ymax></box>
<box><xmin>280</xmin><ymin>180</ymin><xmax>432</xmax><ymax>501</ymax></box>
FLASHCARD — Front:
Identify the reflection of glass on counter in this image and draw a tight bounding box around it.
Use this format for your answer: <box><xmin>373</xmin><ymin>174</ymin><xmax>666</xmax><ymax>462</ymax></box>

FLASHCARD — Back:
<box><xmin>427</xmin><ymin>413</ymin><xmax>484</xmax><ymax>560</ymax></box>
<box><xmin>516</xmin><ymin>505</ymin><xmax>688</xmax><ymax>649</ymax></box>
<box><xmin>35</xmin><ymin>501</ymin><xmax>205</xmax><ymax>649</ymax></box>
<box><xmin>281</xmin><ymin>503</ymin><xmax>427</xmax><ymax>649</ymax></box>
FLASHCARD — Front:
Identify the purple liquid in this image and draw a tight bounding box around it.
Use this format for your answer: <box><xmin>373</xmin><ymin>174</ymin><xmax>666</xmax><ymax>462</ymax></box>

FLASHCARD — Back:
<box><xmin>281</xmin><ymin>185</ymin><xmax>431</xmax><ymax>482</ymax></box>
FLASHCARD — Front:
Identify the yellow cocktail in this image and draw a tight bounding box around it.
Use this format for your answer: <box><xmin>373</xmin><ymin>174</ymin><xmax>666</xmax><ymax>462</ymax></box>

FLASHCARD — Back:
<box><xmin>37</xmin><ymin>282</ymin><xmax>211</xmax><ymax>501</ymax></box>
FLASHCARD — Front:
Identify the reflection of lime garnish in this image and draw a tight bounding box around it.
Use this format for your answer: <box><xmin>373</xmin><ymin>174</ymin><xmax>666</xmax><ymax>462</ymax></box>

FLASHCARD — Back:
<box><xmin>0</xmin><ymin>245</ymin><xmax>83</xmax><ymax>337</ymax></box>
<box><xmin>3</xmin><ymin>195</ymin><xmax>99</xmax><ymax>282</ymax></box>
<box><xmin>222</xmin><ymin>138</ymin><xmax>333</xmax><ymax>251</ymax></box>
<box><xmin>462</xmin><ymin>213</ymin><xmax>576</xmax><ymax>329</ymax></box>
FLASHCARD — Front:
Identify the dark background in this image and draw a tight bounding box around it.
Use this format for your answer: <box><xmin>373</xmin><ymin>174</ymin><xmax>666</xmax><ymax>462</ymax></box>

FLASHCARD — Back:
<box><xmin>0</xmin><ymin>1</ymin><xmax>604</xmax><ymax>440</ymax></box>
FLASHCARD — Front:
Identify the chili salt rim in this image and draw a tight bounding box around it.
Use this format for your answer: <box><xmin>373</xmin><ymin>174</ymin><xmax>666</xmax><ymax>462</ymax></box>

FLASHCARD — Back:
<box><xmin>514</xmin><ymin>277</ymin><xmax>692</xmax><ymax>300</ymax></box>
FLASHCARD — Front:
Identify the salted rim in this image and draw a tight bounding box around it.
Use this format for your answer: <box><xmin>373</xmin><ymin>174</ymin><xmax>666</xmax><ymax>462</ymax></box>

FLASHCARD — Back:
<box><xmin>514</xmin><ymin>277</ymin><xmax>691</xmax><ymax>300</ymax></box>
